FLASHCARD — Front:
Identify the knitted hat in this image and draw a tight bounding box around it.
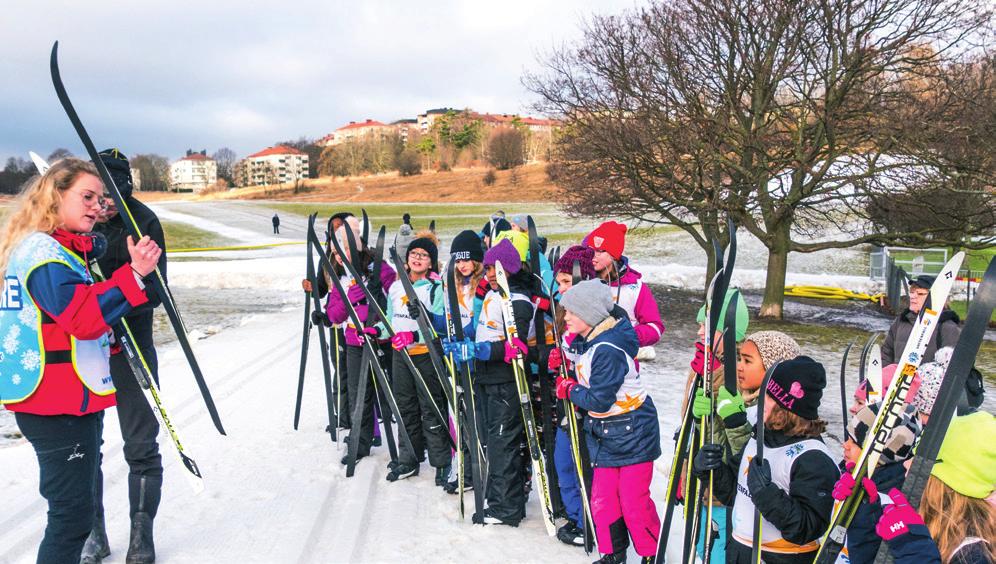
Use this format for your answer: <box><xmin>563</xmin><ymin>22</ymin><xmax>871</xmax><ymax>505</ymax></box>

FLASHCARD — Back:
<box><xmin>494</xmin><ymin>230</ymin><xmax>529</xmax><ymax>262</ymax></box>
<box><xmin>483</xmin><ymin>239</ymin><xmax>522</xmax><ymax>275</ymax></box>
<box><xmin>509</xmin><ymin>214</ymin><xmax>529</xmax><ymax>231</ymax></box>
<box><xmin>450</xmin><ymin>229</ymin><xmax>484</xmax><ymax>263</ymax></box>
<box><xmin>407</xmin><ymin>236</ymin><xmax>439</xmax><ymax>273</ymax></box>
<box><xmin>846</xmin><ymin>403</ymin><xmax>920</xmax><ymax>464</ymax></box>
<box><xmin>481</xmin><ymin>217</ymin><xmax>511</xmax><ymax>240</ymax></box>
<box><xmin>745</xmin><ymin>331</ymin><xmax>801</xmax><ymax>371</ymax></box>
<box><xmin>97</xmin><ymin>148</ymin><xmax>133</xmax><ymax>199</ymax></box>
<box><xmin>554</xmin><ymin>245</ymin><xmax>597</xmax><ymax>281</ymax></box>
<box><xmin>911</xmin><ymin>346</ymin><xmax>954</xmax><ymax>415</ymax></box>
<box><xmin>561</xmin><ymin>279</ymin><xmax>614</xmax><ymax>327</ymax></box>
<box><xmin>585</xmin><ymin>221</ymin><xmax>627</xmax><ymax>260</ymax></box>
<box><xmin>855</xmin><ymin>363</ymin><xmax>921</xmax><ymax>405</ymax></box>
<box><xmin>697</xmin><ymin>289</ymin><xmax>750</xmax><ymax>341</ymax></box>
<box><xmin>766</xmin><ymin>356</ymin><xmax>826</xmax><ymax>420</ymax></box>
<box><xmin>932</xmin><ymin>411</ymin><xmax>996</xmax><ymax>499</ymax></box>
<box><xmin>394</xmin><ymin>224</ymin><xmax>415</xmax><ymax>257</ymax></box>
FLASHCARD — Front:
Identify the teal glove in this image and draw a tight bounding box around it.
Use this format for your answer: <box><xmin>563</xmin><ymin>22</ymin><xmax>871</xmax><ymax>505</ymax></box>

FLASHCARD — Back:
<box><xmin>716</xmin><ymin>386</ymin><xmax>747</xmax><ymax>426</ymax></box>
<box><xmin>692</xmin><ymin>389</ymin><xmax>713</xmax><ymax>418</ymax></box>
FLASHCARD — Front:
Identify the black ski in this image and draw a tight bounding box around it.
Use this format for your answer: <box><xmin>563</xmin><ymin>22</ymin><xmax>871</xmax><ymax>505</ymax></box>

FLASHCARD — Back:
<box><xmin>306</xmin><ymin>214</ymin><xmax>337</xmax><ymax>440</ymax></box>
<box><xmin>294</xmin><ymin>213</ymin><xmax>318</xmax><ymax>430</ymax></box>
<box><xmin>444</xmin><ymin>257</ymin><xmax>487</xmax><ymax>519</ymax></box>
<box><xmin>50</xmin><ymin>42</ymin><xmax>225</xmax><ymax>435</ymax></box>
<box><xmin>872</xmin><ymin>257</ymin><xmax>996</xmax><ymax>563</ymax></box>
<box><xmin>527</xmin><ymin>216</ymin><xmax>561</xmax><ymax>515</ymax></box>
<box><xmin>751</xmin><ymin>361</ymin><xmax>783</xmax><ymax>563</ymax></box>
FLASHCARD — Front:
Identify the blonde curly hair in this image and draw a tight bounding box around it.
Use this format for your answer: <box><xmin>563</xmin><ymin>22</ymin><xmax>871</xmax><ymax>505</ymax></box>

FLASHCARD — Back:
<box><xmin>0</xmin><ymin>158</ymin><xmax>100</xmax><ymax>280</ymax></box>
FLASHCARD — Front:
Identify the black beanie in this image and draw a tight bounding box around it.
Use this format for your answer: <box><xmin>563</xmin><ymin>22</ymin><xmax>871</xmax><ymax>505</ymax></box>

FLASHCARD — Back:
<box><xmin>765</xmin><ymin>356</ymin><xmax>826</xmax><ymax>421</ymax></box>
<box><xmin>407</xmin><ymin>237</ymin><xmax>439</xmax><ymax>273</ymax></box>
<box><xmin>450</xmin><ymin>230</ymin><xmax>484</xmax><ymax>263</ymax></box>
<box><xmin>481</xmin><ymin>218</ymin><xmax>511</xmax><ymax>240</ymax></box>
<box><xmin>97</xmin><ymin>148</ymin><xmax>133</xmax><ymax>199</ymax></box>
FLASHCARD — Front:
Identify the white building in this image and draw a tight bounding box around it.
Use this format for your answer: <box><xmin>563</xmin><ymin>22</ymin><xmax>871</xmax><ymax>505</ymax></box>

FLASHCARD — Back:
<box><xmin>236</xmin><ymin>145</ymin><xmax>309</xmax><ymax>187</ymax></box>
<box><xmin>170</xmin><ymin>150</ymin><xmax>217</xmax><ymax>193</ymax></box>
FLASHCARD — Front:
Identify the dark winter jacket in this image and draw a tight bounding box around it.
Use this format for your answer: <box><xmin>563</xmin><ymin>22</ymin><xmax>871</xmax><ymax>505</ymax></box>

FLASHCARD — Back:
<box><xmin>846</xmin><ymin>460</ymin><xmax>907</xmax><ymax>564</ymax></box>
<box><xmin>94</xmin><ymin>197</ymin><xmax>167</xmax><ymax>351</ymax></box>
<box><xmin>712</xmin><ymin>427</ymin><xmax>839</xmax><ymax>549</ymax></box>
<box><xmin>568</xmin><ymin>315</ymin><xmax>661</xmax><ymax>467</ymax></box>
<box><xmin>882</xmin><ymin>308</ymin><xmax>960</xmax><ymax>365</ymax></box>
<box><xmin>886</xmin><ymin>533</ymin><xmax>994</xmax><ymax>564</ymax></box>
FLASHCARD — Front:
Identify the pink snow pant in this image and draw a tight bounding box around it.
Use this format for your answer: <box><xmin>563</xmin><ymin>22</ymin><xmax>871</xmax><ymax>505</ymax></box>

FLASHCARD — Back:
<box><xmin>592</xmin><ymin>462</ymin><xmax>660</xmax><ymax>556</ymax></box>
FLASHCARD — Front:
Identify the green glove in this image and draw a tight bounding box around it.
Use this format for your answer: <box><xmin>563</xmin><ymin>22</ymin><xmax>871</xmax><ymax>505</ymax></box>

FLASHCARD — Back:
<box><xmin>692</xmin><ymin>388</ymin><xmax>713</xmax><ymax>418</ymax></box>
<box><xmin>716</xmin><ymin>386</ymin><xmax>746</xmax><ymax>422</ymax></box>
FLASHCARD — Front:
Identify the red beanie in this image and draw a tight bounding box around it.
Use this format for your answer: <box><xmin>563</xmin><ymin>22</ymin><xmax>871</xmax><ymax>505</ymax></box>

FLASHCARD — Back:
<box><xmin>585</xmin><ymin>221</ymin><xmax>627</xmax><ymax>260</ymax></box>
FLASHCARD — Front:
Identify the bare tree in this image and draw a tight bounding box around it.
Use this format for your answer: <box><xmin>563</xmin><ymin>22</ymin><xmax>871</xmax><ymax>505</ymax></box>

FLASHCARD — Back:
<box><xmin>46</xmin><ymin>148</ymin><xmax>74</xmax><ymax>162</ymax></box>
<box><xmin>130</xmin><ymin>154</ymin><xmax>171</xmax><ymax>192</ymax></box>
<box><xmin>487</xmin><ymin>127</ymin><xmax>526</xmax><ymax>170</ymax></box>
<box><xmin>528</xmin><ymin>0</ymin><xmax>993</xmax><ymax>317</ymax></box>
<box><xmin>211</xmin><ymin>147</ymin><xmax>238</xmax><ymax>183</ymax></box>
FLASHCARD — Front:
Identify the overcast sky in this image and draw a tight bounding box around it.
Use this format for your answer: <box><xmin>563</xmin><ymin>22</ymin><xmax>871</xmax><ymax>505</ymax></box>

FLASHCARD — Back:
<box><xmin>1</xmin><ymin>0</ymin><xmax>638</xmax><ymax>163</ymax></box>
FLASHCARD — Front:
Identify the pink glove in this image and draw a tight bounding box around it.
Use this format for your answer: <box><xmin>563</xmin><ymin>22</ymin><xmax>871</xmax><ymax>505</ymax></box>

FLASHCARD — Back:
<box><xmin>832</xmin><ymin>462</ymin><xmax>879</xmax><ymax>501</ymax></box>
<box><xmin>347</xmin><ymin>283</ymin><xmax>366</xmax><ymax>305</ymax></box>
<box><xmin>548</xmin><ymin>348</ymin><xmax>563</xmax><ymax>372</ymax></box>
<box><xmin>361</xmin><ymin>326</ymin><xmax>379</xmax><ymax>339</ymax></box>
<box><xmin>690</xmin><ymin>341</ymin><xmax>721</xmax><ymax>376</ymax></box>
<box><xmin>503</xmin><ymin>338</ymin><xmax>528</xmax><ymax>364</ymax></box>
<box><xmin>876</xmin><ymin>489</ymin><xmax>924</xmax><ymax>541</ymax></box>
<box><xmin>556</xmin><ymin>376</ymin><xmax>576</xmax><ymax>400</ymax></box>
<box><xmin>391</xmin><ymin>331</ymin><xmax>415</xmax><ymax>351</ymax></box>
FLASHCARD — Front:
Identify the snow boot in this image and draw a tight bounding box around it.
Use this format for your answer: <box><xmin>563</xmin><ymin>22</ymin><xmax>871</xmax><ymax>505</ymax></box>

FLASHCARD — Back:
<box><xmin>592</xmin><ymin>550</ymin><xmax>627</xmax><ymax>564</ymax></box>
<box><xmin>341</xmin><ymin>451</ymin><xmax>367</xmax><ymax>466</ymax></box>
<box><xmin>386</xmin><ymin>462</ymin><xmax>419</xmax><ymax>482</ymax></box>
<box><xmin>471</xmin><ymin>509</ymin><xmax>520</xmax><ymax>527</ymax></box>
<box><xmin>556</xmin><ymin>520</ymin><xmax>585</xmax><ymax>547</ymax></box>
<box><xmin>126</xmin><ymin>512</ymin><xmax>155</xmax><ymax>564</ymax></box>
<box><xmin>80</xmin><ymin>514</ymin><xmax>111</xmax><ymax>564</ymax></box>
<box><xmin>435</xmin><ymin>465</ymin><xmax>451</xmax><ymax>487</ymax></box>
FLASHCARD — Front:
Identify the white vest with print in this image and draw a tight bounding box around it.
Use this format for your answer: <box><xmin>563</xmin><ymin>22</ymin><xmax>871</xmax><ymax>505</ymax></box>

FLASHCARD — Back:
<box><xmin>575</xmin><ymin>341</ymin><xmax>646</xmax><ymax>418</ymax></box>
<box><xmin>475</xmin><ymin>289</ymin><xmax>534</xmax><ymax>343</ymax></box>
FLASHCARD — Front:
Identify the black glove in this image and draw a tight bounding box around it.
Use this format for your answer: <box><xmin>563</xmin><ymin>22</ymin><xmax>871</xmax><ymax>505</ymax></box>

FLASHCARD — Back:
<box><xmin>406</xmin><ymin>301</ymin><xmax>421</xmax><ymax>320</ymax></box>
<box><xmin>747</xmin><ymin>457</ymin><xmax>773</xmax><ymax>498</ymax></box>
<box><xmin>310</xmin><ymin>310</ymin><xmax>330</xmax><ymax>327</ymax></box>
<box><xmin>692</xmin><ymin>443</ymin><xmax>724</xmax><ymax>478</ymax></box>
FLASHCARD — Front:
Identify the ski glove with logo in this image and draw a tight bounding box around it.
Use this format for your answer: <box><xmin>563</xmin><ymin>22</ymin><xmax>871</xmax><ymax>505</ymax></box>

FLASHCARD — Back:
<box><xmin>716</xmin><ymin>386</ymin><xmax>747</xmax><ymax>427</ymax></box>
<box><xmin>474</xmin><ymin>341</ymin><xmax>493</xmax><ymax>362</ymax></box>
<box><xmin>832</xmin><ymin>461</ymin><xmax>879</xmax><ymax>501</ymax></box>
<box><xmin>876</xmin><ymin>489</ymin><xmax>925</xmax><ymax>541</ymax></box>
<box><xmin>692</xmin><ymin>443</ymin><xmax>724</xmax><ymax>478</ymax></box>
<box><xmin>391</xmin><ymin>331</ymin><xmax>416</xmax><ymax>350</ymax></box>
<box><xmin>556</xmin><ymin>376</ymin><xmax>576</xmax><ymax>400</ymax></box>
<box><xmin>406</xmin><ymin>301</ymin><xmax>420</xmax><ymax>320</ymax></box>
<box><xmin>503</xmin><ymin>337</ymin><xmax>528</xmax><ymax>364</ymax></box>
<box><xmin>347</xmin><ymin>283</ymin><xmax>366</xmax><ymax>305</ymax></box>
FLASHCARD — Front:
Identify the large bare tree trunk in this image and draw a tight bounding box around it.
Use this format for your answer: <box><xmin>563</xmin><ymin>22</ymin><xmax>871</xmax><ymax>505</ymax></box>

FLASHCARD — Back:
<box><xmin>760</xmin><ymin>222</ymin><xmax>791</xmax><ymax>319</ymax></box>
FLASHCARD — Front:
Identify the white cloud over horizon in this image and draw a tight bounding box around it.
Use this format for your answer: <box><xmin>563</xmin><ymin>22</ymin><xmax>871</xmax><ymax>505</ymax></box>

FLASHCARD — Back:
<box><xmin>1</xmin><ymin>0</ymin><xmax>638</xmax><ymax>163</ymax></box>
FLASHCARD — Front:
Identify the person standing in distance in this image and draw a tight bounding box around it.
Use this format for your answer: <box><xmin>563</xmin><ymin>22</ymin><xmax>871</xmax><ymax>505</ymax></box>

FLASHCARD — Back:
<box><xmin>83</xmin><ymin>149</ymin><xmax>168</xmax><ymax>564</ymax></box>
<box><xmin>272</xmin><ymin>213</ymin><xmax>280</xmax><ymax>234</ymax></box>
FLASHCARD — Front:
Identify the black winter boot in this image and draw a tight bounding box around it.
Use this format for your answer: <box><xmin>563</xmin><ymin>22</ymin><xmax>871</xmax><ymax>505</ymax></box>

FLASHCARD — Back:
<box><xmin>435</xmin><ymin>465</ymin><xmax>451</xmax><ymax>487</ymax></box>
<box><xmin>80</xmin><ymin>514</ymin><xmax>111</xmax><ymax>564</ymax></box>
<box><xmin>592</xmin><ymin>550</ymin><xmax>626</xmax><ymax>564</ymax></box>
<box><xmin>126</xmin><ymin>512</ymin><xmax>155</xmax><ymax>564</ymax></box>
<box><xmin>386</xmin><ymin>462</ymin><xmax>419</xmax><ymax>482</ymax></box>
<box><xmin>556</xmin><ymin>520</ymin><xmax>585</xmax><ymax>547</ymax></box>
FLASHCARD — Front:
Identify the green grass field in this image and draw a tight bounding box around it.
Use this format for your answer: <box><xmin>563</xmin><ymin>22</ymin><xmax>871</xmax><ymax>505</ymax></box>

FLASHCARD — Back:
<box><xmin>890</xmin><ymin>247</ymin><xmax>994</xmax><ymax>277</ymax></box>
<box><xmin>162</xmin><ymin>220</ymin><xmax>237</xmax><ymax>250</ymax></box>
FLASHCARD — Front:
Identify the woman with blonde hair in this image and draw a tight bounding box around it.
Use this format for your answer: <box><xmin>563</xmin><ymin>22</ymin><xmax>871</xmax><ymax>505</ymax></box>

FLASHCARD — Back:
<box><xmin>876</xmin><ymin>411</ymin><xmax>996</xmax><ymax>563</ymax></box>
<box><xmin>0</xmin><ymin>158</ymin><xmax>160</xmax><ymax>564</ymax></box>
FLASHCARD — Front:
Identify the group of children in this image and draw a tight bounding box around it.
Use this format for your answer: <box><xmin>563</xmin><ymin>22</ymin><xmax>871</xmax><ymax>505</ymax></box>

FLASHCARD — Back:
<box><xmin>305</xmin><ymin>211</ymin><xmax>995</xmax><ymax>564</ymax></box>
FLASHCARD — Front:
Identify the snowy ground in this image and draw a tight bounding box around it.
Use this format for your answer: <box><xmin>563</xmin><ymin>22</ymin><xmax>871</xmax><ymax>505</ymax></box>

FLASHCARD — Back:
<box><xmin>0</xmin><ymin>202</ymin><xmax>991</xmax><ymax>563</ymax></box>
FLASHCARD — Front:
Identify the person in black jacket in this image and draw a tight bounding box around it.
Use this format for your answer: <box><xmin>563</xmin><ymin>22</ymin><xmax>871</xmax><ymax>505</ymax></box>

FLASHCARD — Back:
<box><xmin>882</xmin><ymin>275</ymin><xmax>961</xmax><ymax>365</ymax></box>
<box><xmin>472</xmin><ymin>239</ymin><xmax>536</xmax><ymax>526</ymax></box>
<box><xmin>695</xmin><ymin>356</ymin><xmax>839</xmax><ymax>564</ymax></box>
<box><xmin>82</xmin><ymin>148</ymin><xmax>167</xmax><ymax>564</ymax></box>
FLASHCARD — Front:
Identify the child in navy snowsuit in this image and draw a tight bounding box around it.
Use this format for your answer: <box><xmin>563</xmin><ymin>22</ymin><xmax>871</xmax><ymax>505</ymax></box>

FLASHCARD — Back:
<box><xmin>558</xmin><ymin>279</ymin><xmax>662</xmax><ymax>562</ymax></box>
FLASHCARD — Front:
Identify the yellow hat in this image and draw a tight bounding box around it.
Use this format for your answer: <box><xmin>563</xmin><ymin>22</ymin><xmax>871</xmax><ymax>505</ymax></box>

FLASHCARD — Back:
<box><xmin>494</xmin><ymin>230</ymin><xmax>529</xmax><ymax>262</ymax></box>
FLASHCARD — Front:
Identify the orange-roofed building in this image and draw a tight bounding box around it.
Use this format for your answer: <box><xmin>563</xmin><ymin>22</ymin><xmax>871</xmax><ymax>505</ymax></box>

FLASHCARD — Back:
<box><xmin>235</xmin><ymin>145</ymin><xmax>309</xmax><ymax>187</ymax></box>
<box><xmin>319</xmin><ymin>119</ymin><xmax>393</xmax><ymax>146</ymax></box>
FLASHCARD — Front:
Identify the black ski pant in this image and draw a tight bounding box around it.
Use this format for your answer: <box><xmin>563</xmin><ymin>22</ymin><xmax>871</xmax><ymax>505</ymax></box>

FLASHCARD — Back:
<box><xmin>392</xmin><ymin>350</ymin><xmax>449</xmax><ymax>468</ymax></box>
<box><xmin>481</xmin><ymin>379</ymin><xmax>526</xmax><ymax>523</ymax></box>
<box><xmin>331</xmin><ymin>327</ymin><xmax>350</xmax><ymax>430</ymax></box>
<box><xmin>93</xmin><ymin>346</ymin><xmax>164</xmax><ymax>526</ymax></box>
<box><xmin>16</xmin><ymin>412</ymin><xmax>102</xmax><ymax>564</ymax></box>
